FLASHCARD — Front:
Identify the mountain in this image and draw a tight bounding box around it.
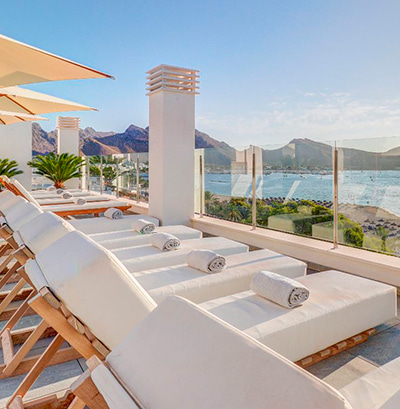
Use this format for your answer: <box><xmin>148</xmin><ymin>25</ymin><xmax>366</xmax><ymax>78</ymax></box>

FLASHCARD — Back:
<box><xmin>32</xmin><ymin>124</ymin><xmax>400</xmax><ymax>170</ymax></box>
<box><xmin>32</xmin><ymin>123</ymin><xmax>232</xmax><ymax>157</ymax></box>
<box><xmin>262</xmin><ymin>138</ymin><xmax>400</xmax><ymax>170</ymax></box>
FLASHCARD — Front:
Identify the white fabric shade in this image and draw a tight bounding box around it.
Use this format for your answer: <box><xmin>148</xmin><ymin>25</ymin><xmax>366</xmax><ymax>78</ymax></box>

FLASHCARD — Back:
<box><xmin>0</xmin><ymin>33</ymin><xmax>113</xmax><ymax>88</ymax></box>
<box><xmin>0</xmin><ymin>109</ymin><xmax>47</xmax><ymax>125</ymax></box>
<box><xmin>0</xmin><ymin>86</ymin><xmax>95</xmax><ymax>115</ymax></box>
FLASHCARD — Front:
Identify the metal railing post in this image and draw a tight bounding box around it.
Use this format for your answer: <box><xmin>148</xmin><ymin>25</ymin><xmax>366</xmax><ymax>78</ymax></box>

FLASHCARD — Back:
<box><xmin>333</xmin><ymin>145</ymin><xmax>339</xmax><ymax>249</ymax></box>
<box><xmin>251</xmin><ymin>148</ymin><xmax>257</xmax><ymax>230</ymax></box>
<box><xmin>86</xmin><ymin>157</ymin><xmax>90</xmax><ymax>191</ymax></box>
<box><xmin>136</xmin><ymin>157</ymin><xmax>140</xmax><ymax>203</ymax></box>
<box><xmin>115</xmin><ymin>161</ymin><xmax>119</xmax><ymax>198</ymax></box>
<box><xmin>199</xmin><ymin>154</ymin><xmax>204</xmax><ymax>218</ymax></box>
<box><xmin>99</xmin><ymin>156</ymin><xmax>104</xmax><ymax>195</ymax></box>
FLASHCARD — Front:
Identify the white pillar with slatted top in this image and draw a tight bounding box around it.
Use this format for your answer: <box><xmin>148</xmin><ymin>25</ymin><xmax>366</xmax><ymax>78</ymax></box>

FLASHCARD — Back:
<box><xmin>147</xmin><ymin>64</ymin><xmax>199</xmax><ymax>225</ymax></box>
<box><xmin>57</xmin><ymin>116</ymin><xmax>80</xmax><ymax>188</ymax></box>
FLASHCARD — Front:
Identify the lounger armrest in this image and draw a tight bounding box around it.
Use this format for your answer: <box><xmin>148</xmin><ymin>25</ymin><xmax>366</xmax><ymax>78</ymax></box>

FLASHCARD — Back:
<box><xmin>72</xmin><ymin>356</ymin><xmax>140</xmax><ymax>409</ymax></box>
<box><xmin>0</xmin><ymin>224</ymin><xmax>13</xmax><ymax>239</ymax></box>
<box><xmin>340</xmin><ymin>357</ymin><xmax>400</xmax><ymax>409</ymax></box>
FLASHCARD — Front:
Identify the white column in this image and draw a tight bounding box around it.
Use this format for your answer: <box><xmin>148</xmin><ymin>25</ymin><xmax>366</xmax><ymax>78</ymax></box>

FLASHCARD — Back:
<box><xmin>57</xmin><ymin>116</ymin><xmax>80</xmax><ymax>189</ymax></box>
<box><xmin>0</xmin><ymin>122</ymin><xmax>32</xmax><ymax>189</ymax></box>
<box><xmin>147</xmin><ymin>64</ymin><xmax>199</xmax><ymax>225</ymax></box>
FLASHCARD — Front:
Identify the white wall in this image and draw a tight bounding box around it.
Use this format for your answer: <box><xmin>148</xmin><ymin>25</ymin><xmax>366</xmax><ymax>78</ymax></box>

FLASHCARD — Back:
<box><xmin>57</xmin><ymin>127</ymin><xmax>80</xmax><ymax>189</ymax></box>
<box><xmin>149</xmin><ymin>91</ymin><xmax>195</xmax><ymax>225</ymax></box>
<box><xmin>0</xmin><ymin>122</ymin><xmax>32</xmax><ymax>189</ymax></box>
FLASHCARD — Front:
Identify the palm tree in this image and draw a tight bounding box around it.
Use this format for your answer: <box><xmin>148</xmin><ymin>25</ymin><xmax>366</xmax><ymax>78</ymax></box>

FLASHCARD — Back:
<box><xmin>28</xmin><ymin>153</ymin><xmax>85</xmax><ymax>188</ymax></box>
<box><xmin>0</xmin><ymin>158</ymin><xmax>23</xmax><ymax>178</ymax></box>
<box><xmin>204</xmin><ymin>191</ymin><xmax>219</xmax><ymax>214</ymax></box>
<box><xmin>376</xmin><ymin>226</ymin><xmax>390</xmax><ymax>253</ymax></box>
<box><xmin>224</xmin><ymin>204</ymin><xmax>243</xmax><ymax>222</ymax></box>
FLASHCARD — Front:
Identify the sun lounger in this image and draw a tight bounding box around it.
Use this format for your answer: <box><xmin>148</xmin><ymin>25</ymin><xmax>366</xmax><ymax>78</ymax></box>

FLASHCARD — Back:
<box><xmin>112</xmin><ymin>236</ymin><xmax>249</xmax><ymax>272</ymax></box>
<box><xmin>136</xmin><ymin>249</ymin><xmax>307</xmax><ymax>303</ymax></box>
<box><xmin>91</xmin><ymin>225</ymin><xmax>203</xmax><ymax>249</ymax></box>
<box><xmin>3</xmin><ymin>180</ymin><xmax>132</xmax><ymax>217</ymax></box>
<box><xmin>8</xmin><ymin>230</ymin><xmax>394</xmax><ymax>406</ymax></box>
<box><xmin>68</xmin><ymin>296</ymin><xmax>400</xmax><ymax>409</ymax></box>
<box><xmin>0</xmin><ymin>200</ymin><xmax>43</xmax><ymax>234</ymax></box>
<box><xmin>200</xmin><ymin>270</ymin><xmax>396</xmax><ymax>362</ymax></box>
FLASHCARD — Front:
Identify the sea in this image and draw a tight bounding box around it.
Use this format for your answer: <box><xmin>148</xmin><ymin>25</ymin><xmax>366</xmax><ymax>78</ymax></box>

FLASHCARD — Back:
<box><xmin>204</xmin><ymin>170</ymin><xmax>400</xmax><ymax>216</ymax></box>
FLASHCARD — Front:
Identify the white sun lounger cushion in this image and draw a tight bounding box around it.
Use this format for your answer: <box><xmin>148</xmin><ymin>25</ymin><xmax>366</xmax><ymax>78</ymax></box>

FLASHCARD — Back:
<box><xmin>4</xmin><ymin>201</ymin><xmax>43</xmax><ymax>231</ymax></box>
<box><xmin>90</xmin><ymin>225</ymin><xmax>202</xmax><ymax>250</ymax></box>
<box><xmin>14</xmin><ymin>212</ymin><xmax>75</xmax><ymax>254</ymax></box>
<box><xmin>201</xmin><ymin>271</ymin><xmax>397</xmax><ymax>362</ymax></box>
<box><xmin>69</xmin><ymin>215</ymin><xmax>160</xmax><ymax>235</ymax></box>
<box><xmin>116</xmin><ymin>237</ymin><xmax>249</xmax><ymax>273</ymax></box>
<box><xmin>43</xmin><ymin>200</ymin><xmax>129</xmax><ymax>213</ymax></box>
<box><xmin>26</xmin><ymin>230</ymin><xmax>156</xmax><ymax>349</ymax></box>
<box><xmin>340</xmin><ymin>356</ymin><xmax>400</xmax><ymax>409</ymax></box>
<box><xmin>0</xmin><ymin>194</ymin><xmax>26</xmax><ymax>216</ymax></box>
<box><xmin>147</xmin><ymin>249</ymin><xmax>307</xmax><ymax>304</ymax></box>
<box><xmin>93</xmin><ymin>296</ymin><xmax>351</xmax><ymax>409</ymax></box>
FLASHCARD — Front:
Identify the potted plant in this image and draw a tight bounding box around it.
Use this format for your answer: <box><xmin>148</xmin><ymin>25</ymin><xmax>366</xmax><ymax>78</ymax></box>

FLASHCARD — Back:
<box><xmin>28</xmin><ymin>153</ymin><xmax>85</xmax><ymax>189</ymax></box>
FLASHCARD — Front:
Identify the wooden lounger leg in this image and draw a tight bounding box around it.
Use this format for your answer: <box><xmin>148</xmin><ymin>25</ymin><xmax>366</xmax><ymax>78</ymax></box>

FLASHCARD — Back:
<box><xmin>2</xmin><ymin>320</ymin><xmax>49</xmax><ymax>377</ymax></box>
<box><xmin>29</xmin><ymin>291</ymin><xmax>106</xmax><ymax>361</ymax></box>
<box><xmin>71</xmin><ymin>370</ymin><xmax>109</xmax><ymax>409</ymax></box>
<box><xmin>0</xmin><ymin>242</ymin><xmax>11</xmax><ymax>257</ymax></box>
<box><xmin>7</xmin><ymin>334</ymin><xmax>65</xmax><ymax>408</ymax></box>
<box><xmin>0</xmin><ymin>290</ymin><xmax>37</xmax><ymax>337</ymax></box>
<box><xmin>0</xmin><ymin>278</ymin><xmax>26</xmax><ymax>315</ymax></box>
<box><xmin>0</xmin><ymin>261</ymin><xmax>19</xmax><ymax>291</ymax></box>
<box><xmin>0</xmin><ymin>252</ymin><xmax>16</xmax><ymax>275</ymax></box>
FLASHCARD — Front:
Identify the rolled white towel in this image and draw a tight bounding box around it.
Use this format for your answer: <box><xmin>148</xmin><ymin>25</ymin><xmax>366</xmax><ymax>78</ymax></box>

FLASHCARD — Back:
<box><xmin>250</xmin><ymin>271</ymin><xmax>309</xmax><ymax>308</ymax></box>
<box><xmin>73</xmin><ymin>197</ymin><xmax>87</xmax><ymax>205</ymax></box>
<box><xmin>150</xmin><ymin>233</ymin><xmax>181</xmax><ymax>251</ymax></box>
<box><xmin>186</xmin><ymin>249</ymin><xmax>227</xmax><ymax>273</ymax></box>
<box><xmin>132</xmin><ymin>219</ymin><xmax>156</xmax><ymax>234</ymax></box>
<box><xmin>46</xmin><ymin>186</ymin><xmax>56</xmax><ymax>191</ymax></box>
<box><xmin>56</xmin><ymin>188</ymin><xmax>64</xmax><ymax>195</ymax></box>
<box><xmin>62</xmin><ymin>191</ymin><xmax>73</xmax><ymax>199</ymax></box>
<box><xmin>104</xmin><ymin>208</ymin><xmax>123</xmax><ymax>219</ymax></box>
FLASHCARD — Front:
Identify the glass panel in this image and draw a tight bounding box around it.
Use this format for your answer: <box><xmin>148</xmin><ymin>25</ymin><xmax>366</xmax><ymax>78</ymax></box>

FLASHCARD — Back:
<box><xmin>199</xmin><ymin>146</ymin><xmax>255</xmax><ymax>224</ymax></box>
<box><xmin>337</xmin><ymin>136</ymin><xmax>400</xmax><ymax>256</ymax></box>
<box><xmin>256</xmin><ymin>141</ymin><xmax>334</xmax><ymax>242</ymax></box>
<box><xmin>86</xmin><ymin>153</ymin><xmax>149</xmax><ymax>203</ymax></box>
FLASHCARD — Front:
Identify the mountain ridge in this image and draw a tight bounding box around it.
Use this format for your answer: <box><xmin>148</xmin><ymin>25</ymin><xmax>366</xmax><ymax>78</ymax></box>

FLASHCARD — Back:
<box><xmin>31</xmin><ymin>123</ymin><xmax>400</xmax><ymax>170</ymax></box>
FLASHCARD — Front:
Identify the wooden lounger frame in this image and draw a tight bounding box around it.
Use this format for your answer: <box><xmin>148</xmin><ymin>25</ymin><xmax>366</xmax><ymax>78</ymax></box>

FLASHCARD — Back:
<box><xmin>6</xmin><ymin>287</ymin><xmax>110</xmax><ymax>408</ymax></box>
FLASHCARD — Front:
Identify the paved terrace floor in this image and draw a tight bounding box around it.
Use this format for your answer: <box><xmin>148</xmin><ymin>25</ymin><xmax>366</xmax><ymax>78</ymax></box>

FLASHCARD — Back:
<box><xmin>0</xmin><ymin>270</ymin><xmax>399</xmax><ymax>407</ymax></box>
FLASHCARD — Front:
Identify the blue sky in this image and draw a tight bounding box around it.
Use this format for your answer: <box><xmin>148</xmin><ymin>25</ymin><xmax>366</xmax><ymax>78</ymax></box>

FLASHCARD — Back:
<box><xmin>3</xmin><ymin>0</ymin><xmax>400</xmax><ymax>146</ymax></box>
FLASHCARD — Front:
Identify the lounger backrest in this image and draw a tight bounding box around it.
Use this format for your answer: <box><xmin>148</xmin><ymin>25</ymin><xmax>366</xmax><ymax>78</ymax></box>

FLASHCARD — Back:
<box><xmin>10</xmin><ymin>178</ymin><xmax>41</xmax><ymax>207</ymax></box>
<box><xmin>101</xmin><ymin>296</ymin><xmax>352</xmax><ymax>409</ymax></box>
<box><xmin>4</xmin><ymin>201</ymin><xmax>43</xmax><ymax>231</ymax></box>
<box><xmin>27</xmin><ymin>230</ymin><xmax>157</xmax><ymax>349</ymax></box>
<box><xmin>0</xmin><ymin>190</ymin><xmax>18</xmax><ymax>211</ymax></box>
<box><xmin>0</xmin><ymin>195</ymin><xmax>27</xmax><ymax>217</ymax></box>
<box><xmin>16</xmin><ymin>212</ymin><xmax>75</xmax><ymax>254</ymax></box>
